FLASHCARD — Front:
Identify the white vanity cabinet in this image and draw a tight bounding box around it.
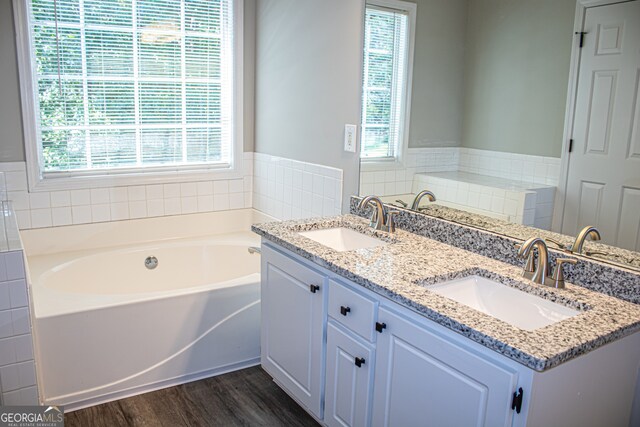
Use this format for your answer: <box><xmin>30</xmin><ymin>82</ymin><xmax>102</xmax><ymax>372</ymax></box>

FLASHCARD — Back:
<box><xmin>260</xmin><ymin>244</ymin><xmax>326</xmax><ymax>418</ymax></box>
<box><xmin>260</xmin><ymin>241</ymin><xmax>640</xmax><ymax>427</ymax></box>
<box><xmin>323</xmin><ymin>277</ymin><xmax>379</xmax><ymax>427</ymax></box>
<box><xmin>372</xmin><ymin>306</ymin><xmax>519</xmax><ymax>427</ymax></box>
<box><xmin>324</xmin><ymin>321</ymin><xmax>374</xmax><ymax>427</ymax></box>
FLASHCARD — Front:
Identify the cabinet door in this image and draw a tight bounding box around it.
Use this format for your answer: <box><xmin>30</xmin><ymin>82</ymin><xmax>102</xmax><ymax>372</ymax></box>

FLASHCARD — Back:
<box><xmin>325</xmin><ymin>322</ymin><xmax>374</xmax><ymax>427</ymax></box>
<box><xmin>373</xmin><ymin>307</ymin><xmax>519</xmax><ymax>427</ymax></box>
<box><xmin>261</xmin><ymin>245</ymin><xmax>326</xmax><ymax>418</ymax></box>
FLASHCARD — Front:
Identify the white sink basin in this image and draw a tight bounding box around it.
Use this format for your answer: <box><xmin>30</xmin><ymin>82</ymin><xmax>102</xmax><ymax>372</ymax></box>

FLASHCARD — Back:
<box><xmin>298</xmin><ymin>227</ymin><xmax>388</xmax><ymax>252</ymax></box>
<box><xmin>429</xmin><ymin>275</ymin><xmax>579</xmax><ymax>331</ymax></box>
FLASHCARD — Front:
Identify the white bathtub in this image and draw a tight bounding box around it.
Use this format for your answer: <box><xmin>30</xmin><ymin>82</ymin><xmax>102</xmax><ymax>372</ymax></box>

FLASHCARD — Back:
<box><xmin>21</xmin><ymin>209</ymin><xmax>273</xmax><ymax>410</ymax></box>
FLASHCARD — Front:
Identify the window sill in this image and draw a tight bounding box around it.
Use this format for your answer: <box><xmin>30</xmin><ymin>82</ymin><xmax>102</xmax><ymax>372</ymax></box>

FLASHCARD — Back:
<box><xmin>360</xmin><ymin>157</ymin><xmax>404</xmax><ymax>172</ymax></box>
<box><xmin>27</xmin><ymin>161</ymin><xmax>246</xmax><ymax>193</ymax></box>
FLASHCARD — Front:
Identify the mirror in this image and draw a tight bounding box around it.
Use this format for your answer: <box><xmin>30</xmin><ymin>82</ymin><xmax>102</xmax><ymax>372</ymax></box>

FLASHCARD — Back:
<box><xmin>358</xmin><ymin>0</ymin><xmax>640</xmax><ymax>271</ymax></box>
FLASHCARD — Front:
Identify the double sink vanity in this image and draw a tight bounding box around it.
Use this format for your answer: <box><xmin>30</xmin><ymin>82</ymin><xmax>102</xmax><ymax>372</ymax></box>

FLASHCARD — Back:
<box><xmin>252</xmin><ymin>198</ymin><xmax>640</xmax><ymax>427</ymax></box>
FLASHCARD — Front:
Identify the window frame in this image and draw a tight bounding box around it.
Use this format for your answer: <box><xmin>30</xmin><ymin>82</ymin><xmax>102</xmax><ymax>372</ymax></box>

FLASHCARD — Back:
<box><xmin>13</xmin><ymin>0</ymin><xmax>245</xmax><ymax>192</ymax></box>
<box><xmin>360</xmin><ymin>0</ymin><xmax>416</xmax><ymax>168</ymax></box>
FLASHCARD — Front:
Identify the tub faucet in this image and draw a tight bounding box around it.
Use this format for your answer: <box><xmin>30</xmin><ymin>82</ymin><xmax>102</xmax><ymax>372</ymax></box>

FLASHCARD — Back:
<box><xmin>358</xmin><ymin>195</ymin><xmax>398</xmax><ymax>233</ymax></box>
<box><xmin>571</xmin><ymin>226</ymin><xmax>601</xmax><ymax>254</ymax></box>
<box><xmin>410</xmin><ymin>190</ymin><xmax>436</xmax><ymax>210</ymax></box>
<box><xmin>517</xmin><ymin>237</ymin><xmax>550</xmax><ymax>285</ymax></box>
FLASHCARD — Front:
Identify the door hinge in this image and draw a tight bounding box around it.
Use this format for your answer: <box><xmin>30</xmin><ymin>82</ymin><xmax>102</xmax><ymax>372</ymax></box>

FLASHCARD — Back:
<box><xmin>512</xmin><ymin>387</ymin><xmax>524</xmax><ymax>414</ymax></box>
<box><xmin>569</xmin><ymin>139</ymin><xmax>574</xmax><ymax>153</ymax></box>
<box><xmin>575</xmin><ymin>31</ymin><xmax>587</xmax><ymax>48</ymax></box>
<box><xmin>375</xmin><ymin>322</ymin><xmax>387</xmax><ymax>333</ymax></box>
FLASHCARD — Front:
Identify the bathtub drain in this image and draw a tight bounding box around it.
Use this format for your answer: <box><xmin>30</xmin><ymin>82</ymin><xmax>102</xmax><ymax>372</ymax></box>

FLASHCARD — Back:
<box><xmin>145</xmin><ymin>256</ymin><xmax>158</xmax><ymax>270</ymax></box>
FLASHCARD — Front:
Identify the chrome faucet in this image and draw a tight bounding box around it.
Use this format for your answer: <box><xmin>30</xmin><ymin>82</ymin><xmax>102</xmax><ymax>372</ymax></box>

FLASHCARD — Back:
<box><xmin>410</xmin><ymin>190</ymin><xmax>436</xmax><ymax>210</ymax></box>
<box><xmin>517</xmin><ymin>237</ymin><xmax>578</xmax><ymax>289</ymax></box>
<box><xmin>358</xmin><ymin>195</ymin><xmax>398</xmax><ymax>233</ymax></box>
<box><xmin>517</xmin><ymin>237</ymin><xmax>550</xmax><ymax>285</ymax></box>
<box><xmin>571</xmin><ymin>226</ymin><xmax>601</xmax><ymax>254</ymax></box>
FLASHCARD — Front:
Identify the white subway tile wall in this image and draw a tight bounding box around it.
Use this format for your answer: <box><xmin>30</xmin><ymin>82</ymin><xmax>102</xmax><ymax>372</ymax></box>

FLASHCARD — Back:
<box><xmin>411</xmin><ymin>173</ymin><xmax>558</xmax><ymax>228</ymax></box>
<box><xmin>1</xmin><ymin>151</ymin><xmax>346</xmax><ymax>228</ymax></box>
<box><xmin>359</xmin><ymin>147</ymin><xmax>561</xmax><ymax>197</ymax></box>
<box><xmin>532</xmin><ymin>187</ymin><xmax>557</xmax><ymax>231</ymax></box>
<box><xmin>0</xmin><ymin>250</ymin><xmax>39</xmax><ymax>405</ymax></box>
<box><xmin>359</xmin><ymin>147</ymin><xmax>459</xmax><ymax>196</ymax></box>
<box><xmin>0</xmin><ymin>203</ymin><xmax>22</xmax><ymax>253</ymax></box>
<box><xmin>458</xmin><ymin>148</ymin><xmax>561</xmax><ymax>185</ymax></box>
<box><xmin>252</xmin><ymin>153</ymin><xmax>343</xmax><ymax>220</ymax></box>
<box><xmin>1</xmin><ymin>153</ymin><xmax>255</xmax><ymax>230</ymax></box>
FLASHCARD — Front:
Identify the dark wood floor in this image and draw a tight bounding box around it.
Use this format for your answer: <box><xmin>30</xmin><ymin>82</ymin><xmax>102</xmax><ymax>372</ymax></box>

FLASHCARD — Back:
<box><xmin>65</xmin><ymin>366</ymin><xmax>319</xmax><ymax>427</ymax></box>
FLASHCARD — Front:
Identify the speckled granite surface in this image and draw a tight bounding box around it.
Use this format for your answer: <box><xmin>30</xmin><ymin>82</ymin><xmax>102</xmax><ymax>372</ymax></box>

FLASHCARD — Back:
<box><xmin>351</xmin><ymin>197</ymin><xmax>640</xmax><ymax>305</ymax></box>
<box><xmin>252</xmin><ymin>215</ymin><xmax>640</xmax><ymax>372</ymax></box>
<box><xmin>386</xmin><ymin>198</ymin><xmax>640</xmax><ymax>271</ymax></box>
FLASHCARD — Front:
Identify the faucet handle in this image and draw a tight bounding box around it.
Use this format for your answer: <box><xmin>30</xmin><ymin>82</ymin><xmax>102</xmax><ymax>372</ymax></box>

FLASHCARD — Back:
<box><xmin>547</xmin><ymin>238</ymin><xmax>570</xmax><ymax>252</ymax></box>
<box><xmin>550</xmin><ymin>258</ymin><xmax>577</xmax><ymax>289</ymax></box>
<box><xmin>386</xmin><ymin>210</ymin><xmax>399</xmax><ymax>233</ymax></box>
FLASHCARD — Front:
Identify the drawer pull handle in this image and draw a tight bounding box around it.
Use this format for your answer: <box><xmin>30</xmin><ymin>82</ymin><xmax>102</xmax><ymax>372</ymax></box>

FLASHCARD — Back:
<box><xmin>309</xmin><ymin>284</ymin><xmax>320</xmax><ymax>293</ymax></box>
<box><xmin>340</xmin><ymin>306</ymin><xmax>351</xmax><ymax>316</ymax></box>
<box><xmin>355</xmin><ymin>357</ymin><xmax>365</xmax><ymax>368</ymax></box>
<box><xmin>375</xmin><ymin>322</ymin><xmax>387</xmax><ymax>333</ymax></box>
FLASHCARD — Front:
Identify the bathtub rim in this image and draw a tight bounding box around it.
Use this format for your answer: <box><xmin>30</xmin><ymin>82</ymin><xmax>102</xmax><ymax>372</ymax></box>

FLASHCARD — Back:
<box><xmin>20</xmin><ymin>208</ymin><xmax>276</xmax><ymax>257</ymax></box>
<box><xmin>28</xmin><ymin>232</ymin><xmax>261</xmax><ymax>319</ymax></box>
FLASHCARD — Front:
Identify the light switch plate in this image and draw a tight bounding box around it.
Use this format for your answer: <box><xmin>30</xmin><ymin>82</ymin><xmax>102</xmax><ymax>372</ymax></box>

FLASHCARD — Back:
<box><xmin>344</xmin><ymin>124</ymin><xmax>357</xmax><ymax>152</ymax></box>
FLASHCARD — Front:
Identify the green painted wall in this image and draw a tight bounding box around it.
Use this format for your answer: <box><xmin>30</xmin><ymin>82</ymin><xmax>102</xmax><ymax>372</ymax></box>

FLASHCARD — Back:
<box><xmin>0</xmin><ymin>0</ymin><xmax>26</xmax><ymax>162</ymax></box>
<box><xmin>461</xmin><ymin>0</ymin><xmax>576</xmax><ymax>157</ymax></box>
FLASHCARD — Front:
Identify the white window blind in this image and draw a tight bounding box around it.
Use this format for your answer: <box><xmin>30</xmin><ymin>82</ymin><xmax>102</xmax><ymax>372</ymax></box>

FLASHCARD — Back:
<box><xmin>361</xmin><ymin>5</ymin><xmax>409</xmax><ymax>160</ymax></box>
<box><xmin>28</xmin><ymin>0</ymin><xmax>235</xmax><ymax>175</ymax></box>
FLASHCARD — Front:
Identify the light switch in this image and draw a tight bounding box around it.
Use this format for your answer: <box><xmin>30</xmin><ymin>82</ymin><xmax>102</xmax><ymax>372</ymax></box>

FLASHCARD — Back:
<box><xmin>344</xmin><ymin>124</ymin><xmax>357</xmax><ymax>153</ymax></box>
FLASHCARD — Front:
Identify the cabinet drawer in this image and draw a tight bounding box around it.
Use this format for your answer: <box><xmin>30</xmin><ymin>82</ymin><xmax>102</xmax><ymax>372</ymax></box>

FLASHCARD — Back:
<box><xmin>328</xmin><ymin>279</ymin><xmax>377</xmax><ymax>341</ymax></box>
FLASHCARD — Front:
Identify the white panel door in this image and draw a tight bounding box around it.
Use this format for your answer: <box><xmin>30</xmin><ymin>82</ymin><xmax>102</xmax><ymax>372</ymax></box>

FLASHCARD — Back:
<box><xmin>372</xmin><ymin>307</ymin><xmax>519</xmax><ymax>427</ymax></box>
<box><xmin>563</xmin><ymin>0</ymin><xmax>640</xmax><ymax>250</ymax></box>
<box><xmin>260</xmin><ymin>245</ymin><xmax>326</xmax><ymax>419</ymax></box>
<box><xmin>324</xmin><ymin>322</ymin><xmax>374</xmax><ymax>427</ymax></box>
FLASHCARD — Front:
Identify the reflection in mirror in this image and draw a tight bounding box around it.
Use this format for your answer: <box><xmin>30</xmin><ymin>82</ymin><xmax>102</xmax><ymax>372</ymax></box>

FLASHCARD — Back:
<box><xmin>384</xmin><ymin>199</ymin><xmax>640</xmax><ymax>271</ymax></box>
<box><xmin>357</xmin><ymin>0</ymin><xmax>640</xmax><ymax>271</ymax></box>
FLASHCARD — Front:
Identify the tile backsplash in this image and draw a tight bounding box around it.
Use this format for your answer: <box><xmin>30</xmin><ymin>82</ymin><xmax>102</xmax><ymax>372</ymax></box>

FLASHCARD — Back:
<box><xmin>359</xmin><ymin>147</ymin><xmax>561</xmax><ymax>197</ymax></box>
<box><xmin>0</xmin><ymin>250</ymin><xmax>39</xmax><ymax>405</ymax></box>
<box><xmin>2</xmin><ymin>154</ymin><xmax>254</xmax><ymax>229</ymax></box>
<box><xmin>458</xmin><ymin>148</ymin><xmax>561</xmax><ymax>185</ymax></box>
<box><xmin>1</xmin><ymin>151</ymin><xmax>345</xmax><ymax>229</ymax></box>
<box><xmin>411</xmin><ymin>172</ymin><xmax>556</xmax><ymax>229</ymax></box>
<box><xmin>252</xmin><ymin>153</ymin><xmax>343</xmax><ymax>220</ymax></box>
<box><xmin>360</xmin><ymin>147</ymin><xmax>459</xmax><ymax>196</ymax></box>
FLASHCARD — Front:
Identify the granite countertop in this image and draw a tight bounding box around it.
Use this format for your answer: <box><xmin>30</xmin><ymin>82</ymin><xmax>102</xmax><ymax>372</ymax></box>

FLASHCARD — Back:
<box><xmin>252</xmin><ymin>214</ymin><xmax>640</xmax><ymax>372</ymax></box>
<box><xmin>410</xmin><ymin>202</ymin><xmax>640</xmax><ymax>271</ymax></box>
